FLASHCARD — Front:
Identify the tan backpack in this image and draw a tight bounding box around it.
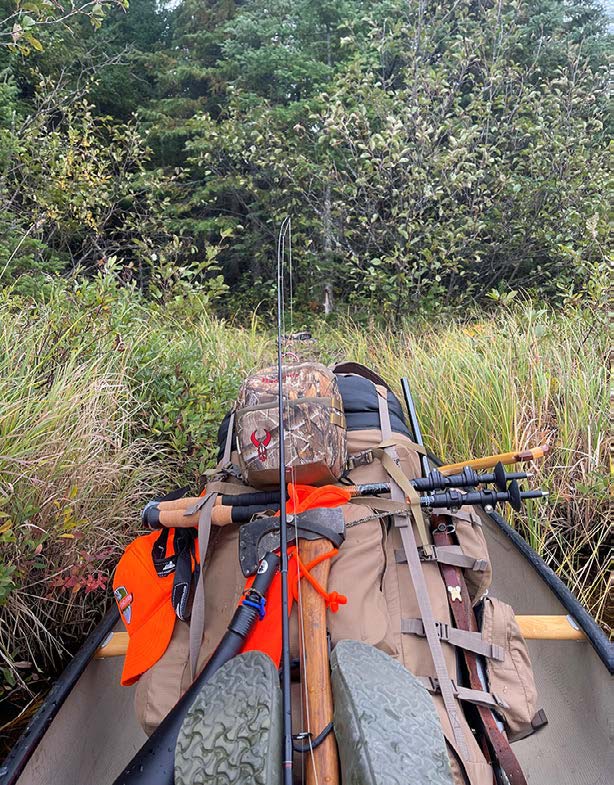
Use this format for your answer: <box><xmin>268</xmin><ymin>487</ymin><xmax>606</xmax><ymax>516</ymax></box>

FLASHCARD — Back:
<box><xmin>234</xmin><ymin>362</ymin><xmax>347</xmax><ymax>488</ymax></box>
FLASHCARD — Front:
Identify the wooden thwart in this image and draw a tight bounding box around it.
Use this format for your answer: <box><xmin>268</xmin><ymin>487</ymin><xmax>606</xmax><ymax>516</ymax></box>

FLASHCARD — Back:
<box><xmin>95</xmin><ymin>615</ymin><xmax>586</xmax><ymax>659</ymax></box>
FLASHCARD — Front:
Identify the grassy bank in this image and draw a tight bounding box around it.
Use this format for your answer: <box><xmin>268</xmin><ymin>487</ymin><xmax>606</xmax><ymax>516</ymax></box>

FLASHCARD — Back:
<box><xmin>0</xmin><ymin>278</ymin><xmax>608</xmax><ymax>746</ymax></box>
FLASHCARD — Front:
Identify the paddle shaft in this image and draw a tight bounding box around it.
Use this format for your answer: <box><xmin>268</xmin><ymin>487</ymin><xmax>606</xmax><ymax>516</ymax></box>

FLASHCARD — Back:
<box><xmin>298</xmin><ymin>537</ymin><xmax>340</xmax><ymax>785</ymax></box>
<box><xmin>111</xmin><ymin>551</ymin><xmax>280</xmax><ymax>785</ymax></box>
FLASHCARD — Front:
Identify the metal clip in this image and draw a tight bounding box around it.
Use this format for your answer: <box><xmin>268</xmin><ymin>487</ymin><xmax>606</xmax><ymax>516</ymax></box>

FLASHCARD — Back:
<box><xmin>346</xmin><ymin>449</ymin><xmax>374</xmax><ymax>470</ymax></box>
<box><xmin>424</xmin><ymin>676</ymin><xmax>440</xmax><ymax>693</ymax></box>
<box><xmin>433</xmin><ymin>521</ymin><xmax>456</xmax><ymax>534</ymax></box>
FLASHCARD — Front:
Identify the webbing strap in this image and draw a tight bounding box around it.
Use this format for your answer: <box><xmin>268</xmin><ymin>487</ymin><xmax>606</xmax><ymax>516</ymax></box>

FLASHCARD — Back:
<box><xmin>221</xmin><ymin>409</ymin><xmax>235</xmax><ymax>467</ymax></box>
<box><xmin>401</xmin><ymin>618</ymin><xmax>505</xmax><ymax>661</ymax></box>
<box><xmin>418</xmin><ymin>677</ymin><xmax>508</xmax><ymax>710</ymax></box>
<box><xmin>188</xmin><ymin>492</ymin><xmax>217</xmax><ymax>680</ymax></box>
<box><xmin>371</xmin><ymin>447</ymin><xmax>432</xmax><ymax>555</ymax></box>
<box><xmin>395</xmin><ymin>545</ymin><xmax>489</xmax><ymax>572</ymax></box>
<box><xmin>375</xmin><ymin>386</ymin><xmax>469</xmax><ymax>759</ymax></box>
<box><xmin>348</xmin><ymin>495</ymin><xmax>408</xmax><ymax>513</ymax></box>
<box><xmin>186</xmin><ymin>476</ymin><xmax>262</xmax><ymax>681</ymax></box>
<box><xmin>377</xmin><ymin>435</ymin><xmax>426</xmax><ymax>455</ymax></box>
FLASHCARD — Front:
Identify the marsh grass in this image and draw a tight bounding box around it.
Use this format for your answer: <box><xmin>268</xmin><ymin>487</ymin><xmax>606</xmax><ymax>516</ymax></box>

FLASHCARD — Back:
<box><xmin>0</xmin><ymin>282</ymin><xmax>271</xmax><ymax>741</ymax></box>
<box><xmin>321</xmin><ymin>305</ymin><xmax>609</xmax><ymax>630</ymax></box>
<box><xmin>0</xmin><ymin>282</ymin><xmax>608</xmax><ymax>748</ymax></box>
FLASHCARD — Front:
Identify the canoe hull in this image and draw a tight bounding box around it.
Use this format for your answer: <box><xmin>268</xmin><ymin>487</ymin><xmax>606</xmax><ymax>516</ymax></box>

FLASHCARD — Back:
<box><xmin>8</xmin><ymin>511</ymin><xmax>613</xmax><ymax>785</ymax></box>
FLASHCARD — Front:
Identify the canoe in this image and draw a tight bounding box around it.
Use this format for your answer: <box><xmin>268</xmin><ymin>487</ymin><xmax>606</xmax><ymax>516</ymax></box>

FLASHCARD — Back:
<box><xmin>1</xmin><ymin>507</ymin><xmax>612</xmax><ymax>785</ymax></box>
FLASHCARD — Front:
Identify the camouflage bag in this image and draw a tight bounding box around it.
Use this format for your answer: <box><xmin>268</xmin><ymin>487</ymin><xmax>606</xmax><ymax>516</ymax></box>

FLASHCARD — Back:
<box><xmin>235</xmin><ymin>362</ymin><xmax>347</xmax><ymax>489</ymax></box>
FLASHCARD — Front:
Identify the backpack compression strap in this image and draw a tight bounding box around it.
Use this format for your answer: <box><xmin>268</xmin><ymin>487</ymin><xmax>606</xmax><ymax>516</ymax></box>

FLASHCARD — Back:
<box><xmin>374</xmin><ymin>385</ymin><xmax>470</xmax><ymax>761</ymax></box>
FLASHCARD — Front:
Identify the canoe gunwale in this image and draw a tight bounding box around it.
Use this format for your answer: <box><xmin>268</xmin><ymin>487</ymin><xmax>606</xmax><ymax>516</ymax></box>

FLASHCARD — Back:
<box><xmin>0</xmin><ymin>608</ymin><xmax>120</xmax><ymax>785</ymax></box>
<box><xmin>482</xmin><ymin>506</ymin><xmax>613</xmax><ymax>674</ymax></box>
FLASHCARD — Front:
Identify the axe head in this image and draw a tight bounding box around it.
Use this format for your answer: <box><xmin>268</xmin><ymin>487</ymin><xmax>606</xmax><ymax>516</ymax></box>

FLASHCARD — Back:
<box><xmin>239</xmin><ymin>507</ymin><xmax>345</xmax><ymax>576</ymax></box>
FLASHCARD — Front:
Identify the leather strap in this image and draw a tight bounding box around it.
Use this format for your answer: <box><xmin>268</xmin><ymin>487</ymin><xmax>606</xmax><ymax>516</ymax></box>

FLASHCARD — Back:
<box><xmin>401</xmin><ymin>618</ymin><xmax>505</xmax><ymax>661</ymax></box>
<box><xmin>432</xmin><ymin>514</ymin><xmax>528</xmax><ymax>785</ymax></box>
<box><xmin>376</xmin><ymin>387</ymin><xmax>469</xmax><ymax>759</ymax></box>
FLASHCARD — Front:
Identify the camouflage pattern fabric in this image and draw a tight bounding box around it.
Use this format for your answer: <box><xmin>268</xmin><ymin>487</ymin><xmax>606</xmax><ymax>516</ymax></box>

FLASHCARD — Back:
<box><xmin>235</xmin><ymin>362</ymin><xmax>347</xmax><ymax>489</ymax></box>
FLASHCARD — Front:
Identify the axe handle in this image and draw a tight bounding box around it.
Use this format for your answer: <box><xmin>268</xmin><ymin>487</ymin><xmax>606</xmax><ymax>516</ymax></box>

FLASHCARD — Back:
<box><xmin>298</xmin><ymin>537</ymin><xmax>340</xmax><ymax>785</ymax></box>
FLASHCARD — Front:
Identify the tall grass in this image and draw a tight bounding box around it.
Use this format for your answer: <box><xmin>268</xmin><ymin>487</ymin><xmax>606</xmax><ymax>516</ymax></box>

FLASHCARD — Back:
<box><xmin>320</xmin><ymin>305</ymin><xmax>609</xmax><ymax>629</ymax></box>
<box><xmin>0</xmin><ymin>281</ymin><xmax>608</xmax><ymax>747</ymax></box>
<box><xmin>0</xmin><ymin>281</ymin><xmax>271</xmax><ymax>742</ymax></box>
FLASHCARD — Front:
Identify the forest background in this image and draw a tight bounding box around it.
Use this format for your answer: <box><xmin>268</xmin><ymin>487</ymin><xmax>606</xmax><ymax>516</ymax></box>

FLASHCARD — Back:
<box><xmin>0</xmin><ymin>0</ymin><xmax>610</xmax><ymax>752</ymax></box>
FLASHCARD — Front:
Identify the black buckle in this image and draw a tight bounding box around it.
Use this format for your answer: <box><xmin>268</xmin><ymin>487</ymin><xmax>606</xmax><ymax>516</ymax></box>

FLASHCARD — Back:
<box><xmin>417</xmin><ymin>546</ymin><xmax>437</xmax><ymax>562</ymax></box>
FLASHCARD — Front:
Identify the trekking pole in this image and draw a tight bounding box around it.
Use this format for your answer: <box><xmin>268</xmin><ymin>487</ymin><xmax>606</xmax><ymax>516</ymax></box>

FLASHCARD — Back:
<box><xmin>439</xmin><ymin>445</ymin><xmax>549</xmax><ymax>475</ymax></box>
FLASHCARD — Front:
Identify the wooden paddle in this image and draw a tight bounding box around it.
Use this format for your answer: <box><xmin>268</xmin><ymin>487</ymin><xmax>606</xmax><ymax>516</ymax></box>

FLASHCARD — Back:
<box><xmin>95</xmin><ymin>615</ymin><xmax>587</xmax><ymax>659</ymax></box>
<box><xmin>297</xmin><ymin>537</ymin><xmax>340</xmax><ymax>785</ymax></box>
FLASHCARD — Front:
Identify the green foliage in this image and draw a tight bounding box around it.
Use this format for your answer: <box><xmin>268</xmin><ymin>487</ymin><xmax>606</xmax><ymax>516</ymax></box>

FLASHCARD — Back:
<box><xmin>0</xmin><ymin>0</ymin><xmax>128</xmax><ymax>55</ymax></box>
<box><xmin>173</xmin><ymin>0</ymin><xmax>610</xmax><ymax>312</ymax></box>
<box><xmin>1</xmin><ymin>0</ymin><xmax>610</xmax><ymax>314</ymax></box>
<box><xmin>0</xmin><ymin>275</ymin><xmax>272</xmax><ymax>703</ymax></box>
<box><xmin>318</xmin><ymin>300</ymin><xmax>609</xmax><ymax>627</ymax></box>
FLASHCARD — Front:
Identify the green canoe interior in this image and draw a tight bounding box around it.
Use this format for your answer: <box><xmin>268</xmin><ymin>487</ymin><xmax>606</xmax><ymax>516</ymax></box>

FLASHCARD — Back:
<box><xmin>14</xmin><ymin>512</ymin><xmax>613</xmax><ymax>785</ymax></box>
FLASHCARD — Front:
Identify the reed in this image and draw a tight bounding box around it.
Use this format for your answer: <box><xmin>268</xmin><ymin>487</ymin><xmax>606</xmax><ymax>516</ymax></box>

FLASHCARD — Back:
<box><xmin>321</xmin><ymin>305</ymin><xmax>609</xmax><ymax>631</ymax></box>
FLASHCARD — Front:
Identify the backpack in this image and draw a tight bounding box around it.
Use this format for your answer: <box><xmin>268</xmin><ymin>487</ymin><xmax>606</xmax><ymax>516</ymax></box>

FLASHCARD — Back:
<box><xmin>234</xmin><ymin>361</ymin><xmax>347</xmax><ymax>489</ymax></box>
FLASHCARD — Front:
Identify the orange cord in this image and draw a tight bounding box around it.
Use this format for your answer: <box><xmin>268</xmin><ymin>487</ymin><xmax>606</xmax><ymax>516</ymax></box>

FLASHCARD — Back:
<box><xmin>289</xmin><ymin>546</ymin><xmax>347</xmax><ymax>613</ymax></box>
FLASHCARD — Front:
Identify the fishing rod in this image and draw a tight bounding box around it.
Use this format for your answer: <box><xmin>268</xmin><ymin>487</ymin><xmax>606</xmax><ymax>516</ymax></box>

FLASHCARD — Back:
<box><xmin>276</xmin><ymin>217</ymin><xmax>294</xmax><ymax>785</ymax></box>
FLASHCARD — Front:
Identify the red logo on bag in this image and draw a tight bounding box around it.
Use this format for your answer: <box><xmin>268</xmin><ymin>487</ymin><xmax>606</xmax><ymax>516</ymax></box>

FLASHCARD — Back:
<box><xmin>251</xmin><ymin>429</ymin><xmax>272</xmax><ymax>462</ymax></box>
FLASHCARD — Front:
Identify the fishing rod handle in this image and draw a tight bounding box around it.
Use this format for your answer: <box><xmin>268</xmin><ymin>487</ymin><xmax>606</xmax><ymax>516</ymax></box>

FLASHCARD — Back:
<box><xmin>146</xmin><ymin>502</ymin><xmax>280</xmax><ymax>528</ymax></box>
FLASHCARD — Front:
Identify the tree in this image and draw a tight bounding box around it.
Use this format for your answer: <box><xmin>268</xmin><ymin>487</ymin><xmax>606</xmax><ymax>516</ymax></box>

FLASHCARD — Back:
<box><xmin>177</xmin><ymin>0</ymin><xmax>609</xmax><ymax>312</ymax></box>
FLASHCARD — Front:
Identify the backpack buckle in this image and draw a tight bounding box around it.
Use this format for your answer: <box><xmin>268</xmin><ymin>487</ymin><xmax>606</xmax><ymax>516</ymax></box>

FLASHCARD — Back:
<box><xmin>417</xmin><ymin>546</ymin><xmax>437</xmax><ymax>562</ymax></box>
<box><xmin>346</xmin><ymin>450</ymin><xmax>374</xmax><ymax>471</ymax></box>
